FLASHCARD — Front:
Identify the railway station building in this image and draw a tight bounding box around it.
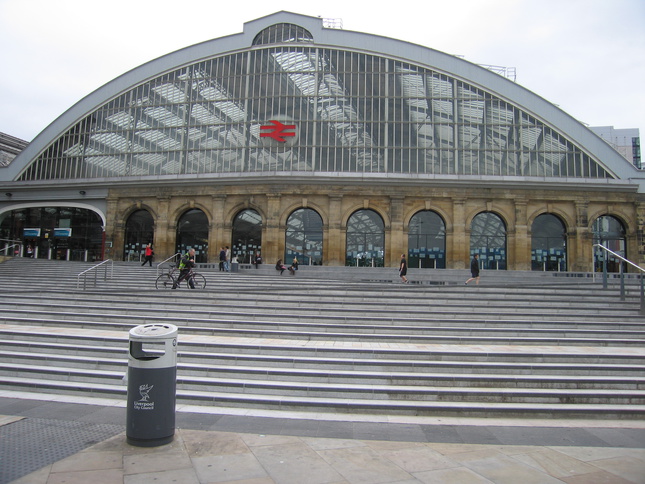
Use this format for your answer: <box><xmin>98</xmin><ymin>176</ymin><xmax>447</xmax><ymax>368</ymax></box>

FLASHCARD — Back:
<box><xmin>1</xmin><ymin>11</ymin><xmax>644</xmax><ymax>272</ymax></box>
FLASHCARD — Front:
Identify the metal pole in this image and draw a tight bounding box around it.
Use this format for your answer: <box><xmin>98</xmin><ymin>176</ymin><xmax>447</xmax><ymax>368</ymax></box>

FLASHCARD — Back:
<box><xmin>602</xmin><ymin>253</ymin><xmax>608</xmax><ymax>289</ymax></box>
<box><xmin>640</xmin><ymin>274</ymin><xmax>645</xmax><ymax>315</ymax></box>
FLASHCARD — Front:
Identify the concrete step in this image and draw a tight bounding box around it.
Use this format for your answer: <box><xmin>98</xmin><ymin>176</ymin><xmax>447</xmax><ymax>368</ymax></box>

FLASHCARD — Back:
<box><xmin>3</xmin><ymin>328</ymin><xmax>645</xmax><ymax>365</ymax></box>
<box><xmin>2</xmin><ymin>375</ymin><xmax>644</xmax><ymax>420</ymax></box>
<box><xmin>1</xmin><ymin>257</ymin><xmax>645</xmax><ymax>421</ymax></box>
<box><xmin>3</xmin><ymin>348</ymin><xmax>644</xmax><ymax>390</ymax></box>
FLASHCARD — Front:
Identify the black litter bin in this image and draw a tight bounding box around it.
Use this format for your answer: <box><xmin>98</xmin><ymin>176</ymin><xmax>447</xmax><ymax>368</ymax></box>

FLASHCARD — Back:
<box><xmin>126</xmin><ymin>323</ymin><xmax>178</xmax><ymax>447</ymax></box>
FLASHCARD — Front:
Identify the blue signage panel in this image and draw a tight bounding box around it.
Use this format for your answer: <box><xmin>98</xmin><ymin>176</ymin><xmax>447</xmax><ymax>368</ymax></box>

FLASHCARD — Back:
<box><xmin>53</xmin><ymin>228</ymin><xmax>72</xmax><ymax>237</ymax></box>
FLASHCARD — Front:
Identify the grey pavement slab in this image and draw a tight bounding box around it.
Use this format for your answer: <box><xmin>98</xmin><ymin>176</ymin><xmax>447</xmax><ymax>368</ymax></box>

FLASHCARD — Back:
<box><xmin>2</xmin><ymin>397</ymin><xmax>645</xmax><ymax>483</ymax></box>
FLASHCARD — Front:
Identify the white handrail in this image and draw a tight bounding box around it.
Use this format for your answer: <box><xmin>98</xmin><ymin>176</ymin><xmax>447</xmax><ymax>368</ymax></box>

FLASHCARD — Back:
<box><xmin>593</xmin><ymin>244</ymin><xmax>645</xmax><ymax>274</ymax></box>
<box><xmin>77</xmin><ymin>259</ymin><xmax>113</xmax><ymax>289</ymax></box>
<box><xmin>593</xmin><ymin>244</ymin><xmax>645</xmax><ymax>314</ymax></box>
<box><xmin>0</xmin><ymin>243</ymin><xmax>21</xmax><ymax>256</ymax></box>
<box><xmin>156</xmin><ymin>253</ymin><xmax>181</xmax><ymax>276</ymax></box>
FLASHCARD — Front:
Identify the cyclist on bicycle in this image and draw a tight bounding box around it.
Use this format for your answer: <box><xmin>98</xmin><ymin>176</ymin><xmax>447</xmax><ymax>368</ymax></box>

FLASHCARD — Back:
<box><xmin>173</xmin><ymin>248</ymin><xmax>196</xmax><ymax>289</ymax></box>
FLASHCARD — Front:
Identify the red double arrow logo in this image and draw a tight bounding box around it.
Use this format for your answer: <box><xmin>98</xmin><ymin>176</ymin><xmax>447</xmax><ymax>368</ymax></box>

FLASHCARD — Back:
<box><xmin>260</xmin><ymin>120</ymin><xmax>296</xmax><ymax>142</ymax></box>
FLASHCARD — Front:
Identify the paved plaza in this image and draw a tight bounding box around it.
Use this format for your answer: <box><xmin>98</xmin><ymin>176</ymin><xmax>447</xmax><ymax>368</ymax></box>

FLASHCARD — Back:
<box><xmin>2</xmin><ymin>394</ymin><xmax>644</xmax><ymax>484</ymax></box>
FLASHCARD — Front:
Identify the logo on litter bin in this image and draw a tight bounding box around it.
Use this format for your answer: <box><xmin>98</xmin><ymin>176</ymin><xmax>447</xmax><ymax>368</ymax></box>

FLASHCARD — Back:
<box><xmin>134</xmin><ymin>383</ymin><xmax>155</xmax><ymax>410</ymax></box>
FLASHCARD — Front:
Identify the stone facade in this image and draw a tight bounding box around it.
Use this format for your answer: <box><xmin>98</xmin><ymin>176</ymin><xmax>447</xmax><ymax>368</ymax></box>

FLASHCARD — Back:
<box><xmin>105</xmin><ymin>180</ymin><xmax>644</xmax><ymax>272</ymax></box>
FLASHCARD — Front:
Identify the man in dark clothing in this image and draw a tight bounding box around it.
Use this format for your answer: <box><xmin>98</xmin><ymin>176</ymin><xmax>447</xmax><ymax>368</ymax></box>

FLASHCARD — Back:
<box><xmin>399</xmin><ymin>253</ymin><xmax>409</xmax><ymax>283</ymax></box>
<box><xmin>173</xmin><ymin>248</ymin><xmax>196</xmax><ymax>289</ymax></box>
<box><xmin>465</xmin><ymin>253</ymin><xmax>480</xmax><ymax>285</ymax></box>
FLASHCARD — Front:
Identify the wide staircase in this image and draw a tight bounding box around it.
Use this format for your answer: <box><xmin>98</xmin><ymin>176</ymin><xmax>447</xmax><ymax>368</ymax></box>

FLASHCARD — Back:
<box><xmin>0</xmin><ymin>257</ymin><xmax>644</xmax><ymax>420</ymax></box>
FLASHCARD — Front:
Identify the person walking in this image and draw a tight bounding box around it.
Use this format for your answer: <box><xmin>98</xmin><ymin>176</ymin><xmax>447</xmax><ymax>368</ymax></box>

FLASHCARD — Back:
<box><xmin>399</xmin><ymin>253</ymin><xmax>409</xmax><ymax>283</ymax></box>
<box><xmin>465</xmin><ymin>253</ymin><xmax>480</xmax><ymax>285</ymax></box>
<box><xmin>224</xmin><ymin>246</ymin><xmax>231</xmax><ymax>272</ymax></box>
<box><xmin>141</xmin><ymin>243</ymin><xmax>154</xmax><ymax>267</ymax></box>
<box><xmin>173</xmin><ymin>248</ymin><xmax>196</xmax><ymax>289</ymax></box>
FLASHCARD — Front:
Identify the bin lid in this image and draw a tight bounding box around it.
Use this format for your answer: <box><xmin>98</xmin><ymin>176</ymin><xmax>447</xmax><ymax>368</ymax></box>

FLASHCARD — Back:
<box><xmin>129</xmin><ymin>324</ymin><xmax>178</xmax><ymax>340</ymax></box>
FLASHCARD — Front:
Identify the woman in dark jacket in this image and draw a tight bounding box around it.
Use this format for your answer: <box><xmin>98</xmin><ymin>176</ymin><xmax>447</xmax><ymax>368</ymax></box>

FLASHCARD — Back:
<box><xmin>399</xmin><ymin>253</ymin><xmax>409</xmax><ymax>283</ymax></box>
<box><xmin>465</xmin><ymin>253</ymin><xmax>480</xmax><ymax>285</ymax></box>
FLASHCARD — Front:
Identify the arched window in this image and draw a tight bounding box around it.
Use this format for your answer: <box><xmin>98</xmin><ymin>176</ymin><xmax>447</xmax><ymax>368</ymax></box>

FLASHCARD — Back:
<box><xmin>232</xmin><ymin>209</ymin><xmax>262</xmax><ymax>264</ymax></box>
<box><xmin>124</xmin><ymin>209</ymin><xmax>154</xmax><ymax>262</ymax></box>
<box><xmin>176</xmin><ymin>209</ymin><xmax>209</xmax><ymax>263</ymax></box>
<box><xmin>470</xmin><ymin>212</ymin><xmax>507</xmax><ymax>270</ymax></box>
<box><xmin>593</xmin><ymin>215</ymin><xmax>626</xmax><ymax>273</ymax></box>
<box><xmin>531</xmin><ymin>214</ymin><xmax>567</xmax><ymax>271</ymax></box>
<box><xmin>285</xmin><ymin>208</ymin><xmax>323</xmax><ymax>265</ymax></box>
<box><xmin>252</xmin><ymin>23</ymin><xmax>314</xmax><ymax>45</ymax></box>
<box><xmin>346</xmin><ymin>210</ymin><xmax>385</xmax><ymax>267</ymax></box>
<box><xmin>408</xmin><ymin>211</ymin><xmax>446</xmax><ymax>269</ymax></box>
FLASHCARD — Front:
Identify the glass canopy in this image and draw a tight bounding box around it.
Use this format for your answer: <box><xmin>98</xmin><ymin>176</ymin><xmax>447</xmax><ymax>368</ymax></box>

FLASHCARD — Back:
<box><xmin>17</xmin><ymin>23</ymin><xmax>612</xmax><ymax>181</ymax></box>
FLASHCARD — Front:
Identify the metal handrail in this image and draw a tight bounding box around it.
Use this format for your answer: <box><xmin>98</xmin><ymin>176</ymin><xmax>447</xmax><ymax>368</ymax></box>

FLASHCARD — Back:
<box><xmin>77</xmin><ymin>259</ymin><xmax>113</xmax><ymax>290</ymax></box>
<box><xmin>156</xmin><ymin>253</ymin><xmax>181</xmax><ymax>276</ymax></box>
<box><xmin>0</xmin><ymin>243</ymin><xmax>21</xmax><ymax>256</ymax></box>
<box><xmin>593</xmin><ymin>244</ymin><xmax>645</xmax><ymax>314</ymax></box>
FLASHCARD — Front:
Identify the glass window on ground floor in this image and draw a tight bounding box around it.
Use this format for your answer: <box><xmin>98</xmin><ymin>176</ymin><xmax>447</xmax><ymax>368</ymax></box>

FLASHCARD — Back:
<box><xmin>285</xmin><ymin>208</ymin><xmax>323</xmax><ymax>266</ymax></box>
<box><xmin>1</xmin><ymin>206</ymin><xmax>104</xmax><ymax>261</ymax></box>
<box><xmin>531</xmin><ymin>213</ymin><xmax>567</xmax><ymax>271</ymax></box>
<box><xmin>593</xmin><ymin>215</ymin><xmax>626</xmax><ymax>273</ymax></box>
<box><xmin>123</xmin><ymin>209</ymin><xmax>154</xmax><ymax>262</ymax></box>
<box><xmin>232</xmin><ymin>209</ymin><xmax>262</xmax><ymax>265</ymax></box>
<box><xmin>176</xmin><ymin>209</ymin><xmax>209</xmax><ymax>263</ymax></box>
<box><xmin>408</xmin><ymin>210</ymin><xmax>446</xmax><ymax>269</ymax></box>
<box><xmin>470</xmin><ymin>212</ymin><xmax>507</xmax><ymax>270</ymax></box>
<box><xmin>346</xmin><ymin>209</ymin><xmax>385</xmax><ymax>267</ymax></box>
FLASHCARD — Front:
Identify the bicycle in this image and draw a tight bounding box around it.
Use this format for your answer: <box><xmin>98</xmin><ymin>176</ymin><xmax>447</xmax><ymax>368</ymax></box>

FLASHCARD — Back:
<box><xmin>155</xmin><ymin>264</ymin><xmax>206</xmax><ymax>290</ymax></box>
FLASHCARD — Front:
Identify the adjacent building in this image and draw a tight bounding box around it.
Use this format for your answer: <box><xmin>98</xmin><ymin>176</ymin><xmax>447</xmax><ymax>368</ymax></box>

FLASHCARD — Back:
<box><xmin>589</xmin><ymin>126</ymin><xmax>641</xmax><ymax>169</ymax></box>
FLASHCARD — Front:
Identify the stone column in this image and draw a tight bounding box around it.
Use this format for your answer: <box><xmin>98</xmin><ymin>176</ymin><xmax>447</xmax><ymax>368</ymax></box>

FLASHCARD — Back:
<box><xmin>154</xmin><ymin>196</ymin><xmax>172</xmax><ymax>260</ymax></box>
<box><xmin>105</xmin><ymin>197</ymin><xmax>121</xmax><ymax>260</ymax></box>
<box><xmin>263</xmin><ymin>194</ymin><xmax>282</xmax><ymax>263</ymax></box>
<box><xmin>450</xmin><ymin>198</ymin><xmax>467</xmax><ymax>269</ymax></box>
<box><xmin>209</xmin><ymin>195</ymin><xmax>226</xmax><ymax>264</ymax></box>
<box><xmin>635</xmin><ymin>200</ymin><xmax>645</xmax><ymax>269</ymax></box>
<box><xmin>573</xmin><ymin>200</ymin><xmax>590</xmax><ymax>272</ymax></box>
<box><xmin>326</xmin><ymin>196</ymin><xmax>343</xmax><ymax>266</ymax></box>
<box><xmin>512</xmin><ymin>199</ymin><xmax>530</xmax><ymax>270</ymax></box>
<box><xmin>388</xmin><ymin>196</ymin><xmax>405</xmax><ymax>267</ymax></box>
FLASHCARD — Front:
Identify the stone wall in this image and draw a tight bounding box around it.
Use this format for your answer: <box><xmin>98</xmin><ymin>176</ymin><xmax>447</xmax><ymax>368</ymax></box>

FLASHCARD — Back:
<box><xmin>105</xmin><ymin>181</ymin><xmax>644</xmax><ymax>272</ymax></box>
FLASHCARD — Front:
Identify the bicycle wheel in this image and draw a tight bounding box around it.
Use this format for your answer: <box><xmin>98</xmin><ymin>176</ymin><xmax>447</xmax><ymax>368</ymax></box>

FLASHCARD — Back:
<box><xmin>190</xmin><ymin>273</ymin><xmax>207</xmax><ymax>289</ymax></box>
<box><xmin>155</xmin><ymin>273</ymin><xmax>175</xmax><ymax>289</ymax></box>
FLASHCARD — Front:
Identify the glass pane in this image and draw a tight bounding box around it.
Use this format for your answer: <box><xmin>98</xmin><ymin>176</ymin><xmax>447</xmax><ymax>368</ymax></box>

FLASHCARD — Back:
<box><xmin>470</xmin><ymin>212</ymin><xmax>507</xmax><ymax>270</ymax></box>
<box><xmin>408</xmin><ymin>211</ymin><xmax>446</xmax><ymax>268</ymax></box>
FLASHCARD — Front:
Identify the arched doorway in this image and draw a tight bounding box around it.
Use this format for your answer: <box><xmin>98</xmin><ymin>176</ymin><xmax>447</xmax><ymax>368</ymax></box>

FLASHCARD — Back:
<box><xmin>176</xmin><ymin>209</ymin><xmax>209</xmax><ymax>263</ymax></box>
<box><xmin>124</xmin><ymin>209</ymin><xmax>154</xmax><ymax>262</ymax></box>
<box><xmin>593</xmin><ymin>215</ymin><xmax>626</xmax><ymax>273</ymax></box>
<box><xmin>346</xmin><ymin>209</ymin><xmax>385</xmax><ymax>267</ymax></box>
<box><xmin>531</xmin><ymin>213</ymin><xmax>567</xmax><ymax>271</ymax></box>
<box><xmin>470</xmin><ymin>212</ymin><xmax>507</xmax><ymax>270</ymax></box>
<box><xmin>285</xmin><ymin>208</ymin><xmax>323</xmax><ymax>265</ymax></box>
<box><xmin>232</xmin><ymin>209</ymin><xmax>262</xmax><ymax>264</ymax></box>
<box><xmin>408</xmin><ymin>210</ymin><xmax>446</xmax><ymax>269</ymax></box>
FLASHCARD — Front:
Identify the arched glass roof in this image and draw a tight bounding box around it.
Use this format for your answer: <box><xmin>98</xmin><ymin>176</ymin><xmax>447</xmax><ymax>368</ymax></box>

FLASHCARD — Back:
<box><xmin>7</xmin><ymin>12</ymin><xmax>637</xmax><ymax>186</ymax></box>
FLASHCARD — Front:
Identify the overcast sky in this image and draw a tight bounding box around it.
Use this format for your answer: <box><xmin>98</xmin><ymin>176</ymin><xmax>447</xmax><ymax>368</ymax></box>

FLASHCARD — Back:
<box><xmin>1</xmin><ymin>0</ymin><xmax>643</xmax><ymax>142</ymax></box>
